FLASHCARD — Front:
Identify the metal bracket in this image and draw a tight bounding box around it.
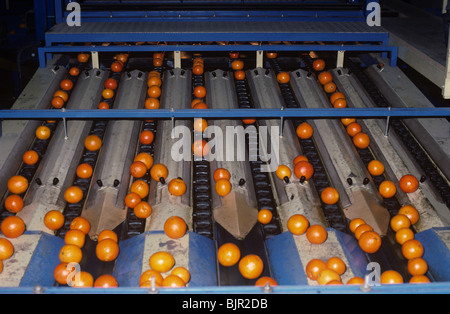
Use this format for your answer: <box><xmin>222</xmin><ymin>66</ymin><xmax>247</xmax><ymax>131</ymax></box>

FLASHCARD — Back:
<box><xmin>91</xmin><ymin>51</ymin><xmax>99</xmax><ymax>69</ymax></box>
<box><xmin>256</xmin><ymin>50</ymin><xmax>264</xmax><ymax>68</ymax></box>
<box><xmin>174</xmin><ymin>51</ymin><xmax>181</xmax><ymax>69</ymax></box>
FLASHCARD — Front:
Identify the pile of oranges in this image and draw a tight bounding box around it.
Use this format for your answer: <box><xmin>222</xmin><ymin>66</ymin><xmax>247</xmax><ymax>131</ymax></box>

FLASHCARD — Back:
<box><xmin>140</xmin><ymin>250</ymin><xmax>190</xmax><ymax>288</ymax></box>
<box><xmin>305</xmin><ymin>256</ymin><xmax>360</xmax><ymax>285</ymax></box>
<box><xmin>348</xmin><ymin>218</ymin><xmax>382</xmax><ymax>254</ymax></box>
<box><xmin>287</xmin><ymin>214</ymin><xmax>328</xmax><ymax>245</ymax></box>
<box><xmin>213</xmin><ymin>167</ymin><xmax>232</xmax><ymax>197</ymax></box>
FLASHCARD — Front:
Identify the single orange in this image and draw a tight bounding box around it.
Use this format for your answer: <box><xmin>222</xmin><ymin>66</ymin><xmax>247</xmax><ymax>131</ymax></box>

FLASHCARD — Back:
<box><xmin>4</xmin><ymin>195</ymin><xmax>24</xmax><ymax>213</ymax></box>
<box><xmin>346</xmin><ymin>277</ymin><xmax>365</xmax><ymax>285</ymax></box>
<box><xmin>130</xmin><ymin>161</ymin><xmax>147</xmax><ymax>178</ymax></box>
<box><xmin>64</xmin><ymin>186</ymin><xmax>83</xmax><ymax>204</ymax></box>
<box><xmin>380</xmin><ymin>270</ymin><xmax>403</xmax><ymax>284</ymax></box>
<box><xmin>192</xmin><ymin>139</ymin><xmax>210</xmax><ymax>157</ymax></box>
<box><xmin>330</xmin><ymin>92</ymin><xmax>345</xmax><ymax>105</ymax></box>
<box><xmin>390</xmin><ymin>214</ymin><xmax>411</xmax><ymax>232</ymax></box>
<box><xmin>234</xmin><ymin>70</ymin><xmax>246</xmax><ymax>81</ymax></box>
<box><xmin>379</xmin><ymin>180</ymin><xmax>397</xmax><ymax>198</ymax></box>
<box><xmin>36</xmin><ymin>125</ymin><xmax>51</xmax><ymax>140</ymax></box>
<box><xmin>317</xmin><ymin>269</ymin><xmax>340</xmax><ymax>285</ymax></box>
<box><xmin>194</xmin><ymin>85</ymin><xmax>207</xmax><ymax>98</ymax></box>
<box><xmin>323</xmin><ymin>82</ymin><xmax>336</xmax><ymax>94</ymax></box>
<box><xmin>130</xmin><ymin>179</ymin><xmax>149</xmax><ymax>199</ymax></box>
<box><xmin>144</xmin><ymin>97</ymin><xmax>160</xmax><ymax>109</ymax></box>
<box><xmin>239</xmin><ymin>254</ymin><xmax>264</xmax><ymax>279</ymax></box>
<box><xmin>54</xmin><ymin>262</ymin><xmax>75</xmax><ymax>285</ymax></box>
<box><xmin>395</xmin><ymin>227</ymin><xmax>414</xmax><ymax>245</ymax></box>
<box><xmin>255</xmin><ymin>276</ymin><xmax>278</xmax><ymax>287</ymax></box>
<box><xmin>399</xmin><ymin>174</ymin><xmax>419</xmax><ymax>193</ymax></box>
<box><xmin>231</xmin><ymin>60</ymin><xmax>244</xmax><ymax>70</ymax></box>
<box><xmin>340</xmin><ymin>118</ymin><xmax>355</xmax><ymax>126</ymax></box>
<box><xmin>69</xmin><ymin>67</ymin><xmax>80</xmax><ymax>76</ymax></box>
<box><xmin>296</xmin><ymin>122</ymin><xmax>314</xmax><ymax>139</ymax></box>
<box><xmin>77</xmin><ymin>53</ymin><xmax>90</xmax><ymax>63</ymax></box>
<box><xmin>354</xmin><ymin>224</ymin><xmax>373</xmax><ymax>240</ymax></box>
<box><xmin>358</xmin><ymin>231</ymin><xmax>382</xmax><ymax>254</ymax></box>
<box><xmin>407</xmin><ymin>257</ymin><xmax>428</xmax><ymax>276</ymax></box>
<box><xmin>149</xmin><ymin>251</ymin><xmax>175</xmax><ymax>273</ymax></box>
<box><xmin>102</xmin><ymin>88</ymin><xmax>114</xmax><ymax>99</ymax></box>
<box><xmin>84</xmin><ymin>134</ymin><xmax>102</xmax><ymax>151</ymax></box>
<box><xmin>71</xmin><ymin>271</ymin><xmax>94</xmax><ymax>288</ymax></box>
<box><xmin>367</xmin><ymin>160</ymin><xmax>384</xmax><ymax>176</ymax></box>
<box><xmin>312</xmin><ymin>59</ymin><xmax>325</xmax><ymax>71</ymax></box>
<box><xmin>398</xmin><ymin>204</ymin><xmax>420</xmax><ymax>225</ymax></box>
<box><xmin>318</xmin><ymin>71</ymin><xmax>333</xmax><ymax>85</ymax></box>
<box><xmin>168</xmin><ymin>178</ymin><xmax>187</xmax><ymax>196</ymax></box>
<box><xmin>97</xmin><ymin>229</ymin><xmax>118</xmax><ymax>243</ymax></box>
<box><xmin>139</xmin><ymin>130</ymin><xmax>154</xmax><ymax>145</ymax></box>
<box><xmin>305</xmin><ymin>259</ymin><xmax>327</xmax><ymax>281</ymax></box>
<box><xmin>320</xmin><ymin>187</ymin><xmax>339</xmax><ymax>205</ymax></box>
<box><xmin>171</xmin><ymin>266</ymin><xmax>191</xmax><ymax>284</ymax></box>
<box><xmin>293</xmin><ymin>155</ymin><xmax>308</xmax><ymax>165</ymax></box>
<box><xmin>353</xmin><ymin>132</ymin><xmax>370</xmax><ymax>149</ymax></box>
<box><xmin>59</xmin><ymin>244</ymin><xmax>82</xmax><ymax>263</ymax></box>
<box><xmin>60</xmin><ymin>79</ymin><xmax>73</xmax><ymax>91</ymax></box>
<box><xmin>51</xmin><ymin>96</ymin><xmax>65</xmax><ymax>109</ymax></box>
<box><xmin>64</xmin><ymin>229</ymin><xmax>86</xmax><ymax>248</ymax></box>
<box><xmin>96</xmin><ymin>238</ymin><xmax>119</xmax><ymax>262</ymax></box>
<box><xmin>257</xmin><ymin>209</ymin><xmax>273</xmax><ymax>225</ymax></box>
<box><xmin>306</xmin><ymin>225</ymin><xmax>327</xmax><ymax>244</ymax></box>
<box><xmin>147</xmin><ymin>76</ymin><xmax>162</xmax><ymax>88</ymax></box>
<box><xmin>287</xmin><ymin>214</ymin><xmax>309</xmax><ymax>235</ymax></box>
<box><xmin>53</xmin><ymin>90</ymin><xmax>68</xmax><ymax>102</ymax></box>
<box><xmin>162</xmin><ymin>274</ymin><xmax>186</xmax><ymax>287</ymax></box>
<box><xmin>213</xmin><ymin>168</ymin><xmax>231</xmax><ymax>182</ymax></box>
<box><xmin>150</xmin><ymin>163</ymin><xmax>168</xmax><ymax>183</ymax></box>
<box><xmin>333</xmin><ymin>98</ymin><xmax>347</xmax><ymax>109</ymax></box>
<box><xmin>44</xmin><ymin>210</ymin><xmax>65</xmax><ymax>230</ymax></box>
<box><xmin>1</xmin><ymin>216</ymin><xmax>25</xmax><ymax>238</ymax></box>
<box><xmin>193</xmin><ymin>118</ymin><xmax>208</xmax><ymax>133</ymax></box>
<box><xmin>134</xmin><ymin>152</ymin><xmax>153</xmax><ymax>170</ymax></box>
<box><xmin>276</xmin><ymin>72</ymin><xmax>290</xmax><ymax>84</ymax></box>
<box><xmin>326</xmin><ymin>257</ymin><xmax>346</xmax><ymax>276</ymax></box>
<box><xmin>349</xmin><ymin>218</ymin><xmax>366</xmax><ymax>233</ymax></box>
<box><xmin>133</xmin><ymin>201</ymin><xmax>152</xmax><ymax>219</ymax></box>
<box><xmin>409</xmin><ymin>275</ymin><xmax>430</xmax><ymax>284</ymax></box>
<box><xmin>275</xmin><ymin>165</ymin><xmax>291</xmax><ymax>182</ymax></box>
<box><xmin>164</xmin><ymin>216</ymin><xmax>187</xmax><ymax>239</ymax></box>
<box><xmin>94</xmin><ymin>274</ymin><xmax>119</xmax><ymax>288</ymax></box>
<box><xmin>0</xmin><ymin>238</ymin><xmax>14</xmax><ymax>260</ymax></box>
<box><xmin>215</xmin><ymin>178</ymin><xmax>232</xmax><ymax>197</ymax></box>
<box><xmin>7</xmin><ymin>175</ymin><xmax>29</xmax><ymax>194</ymax></box>
<box><xmin>346</xmin><ymin>122</ymin><xmax>362</xmax><ymax>137</ymax></box>
<box><xmin>124</xmin><ymin>192</ymin><xmax>141</xmax><ymax>209</ymax></box>
<box><xmin>69</xmin><ymin>216</ymin><xmax>91</xmax><ymax>235</ymax></box>
<box><xmin>147</xmin><ymin>86</ymin><xmax>162</xmax><ymax>98</ymax></box>
<box><xmin>294</xmin><ymin>161</ymin><xmax>314</xmax><ymax>181</ymax></box>
<box><xmin>76</xmin><ymin>163</ymin><xmax>93</xmax><ymax>179</ymax></box>
<box><xmin>217</xmin><ymin>243</ymin><xmax>241</xmax><ymax>267</ymax></box>
<box><xmin>139</xmin><ymin>269</ymin><xmax>163</xmax><ymax>287</ymax></box>
<box><xmin>402</xmin><ymin>239</ymin><xmax>424</xmax><ymax>260</ymax></box>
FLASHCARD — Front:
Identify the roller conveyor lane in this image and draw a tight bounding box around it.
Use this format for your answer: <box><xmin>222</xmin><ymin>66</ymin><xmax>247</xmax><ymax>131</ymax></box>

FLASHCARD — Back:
<box><xmin>17</xmin><ymin>69</ymin><xmax>108</xmax><ymax>232</ymax></box>
<box><xmin>205</xmin><ymin>69</ymin><xmax>272</xmax><ymax>285</ymax></box>
<box><xmin>246</xmin><ymin>67</ymin><xmax>327</xmax><ymax>230</ymax></box>
<box><xmin>82</xmin><ymin>69</ymin><xmax>147</xmax><ymax>238</ymax></box>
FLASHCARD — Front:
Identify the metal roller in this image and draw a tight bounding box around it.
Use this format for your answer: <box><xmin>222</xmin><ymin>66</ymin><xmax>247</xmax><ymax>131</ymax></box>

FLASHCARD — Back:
<box><xmin>205</xmin><ymin>69</ymin><xmax>258</xmax><ymax>240</ymax></box>
<box><xmin>290</xmin><ymin>68</ymin><xmax>391</xmax><ymax>235</ymax></box>
<box><xmin>146</xmin><ymin>68</ymin><xmax>192</xmax><ymax>232</ymax></box>
<box><xmin>82</xmin><ymin>69</ymin><xmax>147</xmax><ymax>238</ymax></box>
<box><xmin>246</xmin><ymin>67</ymin><xmax>327</xmax><ymax>230</ymax></box>
<box><xmin>17</xmin><ymin>69</ymin><xmax>108</xmax><ymax>232</ymax></box>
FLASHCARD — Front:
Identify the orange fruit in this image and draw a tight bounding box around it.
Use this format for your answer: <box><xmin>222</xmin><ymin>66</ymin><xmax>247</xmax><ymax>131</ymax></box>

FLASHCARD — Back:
<box><xmin>69</xmin><ymin>67</ymin><xmax>80</xmax><ymax>76</ymax></box>
<box><xmin>399</xmin><ymin>174</ymin><xmax>419</xmax><ymax>193</ymax></box>
<box><xmin>193</xmin><ymin>118</ymin><xmax>208</xmax><ymax>133</ymax></box>
<box><xmin>64</xmin><ymin>229</ymin><xmax>86</xmax><ymax>248</ymax></box>
<box><xmin>130</xmin><ymin>179</ymin><xmax>149</xmax><ymax>199</ymax></box>
<box><xmin>69</xmin><ymin>216</ymin><xmax>91</xmax><ymax>235</ymax></box>
<box><xmin>147</xmin><ymin>76</ymin><xmax>162</xmax><ymax>88</ymax></box>
<box><xmin>193</xmin><ymin>102</ymin><xmax>208</xmax><ymax>109</ymax></box>
<box><xmin>140</xmin><ymin>269</ymin><xmax>163</xmax><ymax>287</ymax></box>
<box><xmin>125</xmin><ymin>192</ymin><xmax>141</xmax><ymax>209</ymax></box>
<box><xmin>97</xmin><ymin>229</ymin><xmax>118</xmax><ymax>243</ymax></box>
<box><xmin>234</xmin><ymin>70</ymin><xmax>246</xmax><ymax>81</ymax></box>
<box><xmin>217</xmin><ymin>243</ymin><xmax>241</xmax><ymax>267</ymax></box>
<box><xmin>318</xmin><ymin>71</ymin><xmax>333</xmax><ymax>85</ymax></box>
<box><xmin>102</xmin><ymin>88</ymin><xmax>114</xmax><ymax>99</ymax></box>
<box><xmin>1</xmin><ymin>216</ymin><xmax>25</xmax><ymax>238</ymax></box>
<box><xmin>134</xmin><ymin>201</ymin><xmax>152</xmax><ymax>219</ymax></box>
<box><xmin>44</xmin><ymin>210</ymin><xmax>65</xmax><ymax>230</ymax></box>
<box><xmin>379</xmin><ymin>180</ymin><xmax>397</xmax><ymax>198</ymax></box>
<box><xmin>194</xmin><ymin>85</ymin><xmax>207</xmax><ymax>98</ymax></box>
<box><xmin>409</xmin><ymin>275</ymin><xmax>430</xmax><ymax>284</ymax></box>
<box><xmin>327</xmin><ymin>280</ymin><xmax>343</xmax><ymax>285</ymax></box>
<box><xmin>51</xmin><ymin>96</ymin><xmax>65</xmax><ymax>109</ymax></box>
<box><xmin>402</xmin><ymin>239</ymin><xmax>424</xmax><ymax>260</ymax></box>
<box><xmin>353</xmin><ymin>132</ymin><xmax>370</xmax><ymax>149</ymax></box>
<box><xmin>162</xmin><ymin>275</ymin><xmax>186</xmax><ymax>287</ymax></box>
<box><xmin>94</xmin><ymin>274</ymin><xmax>119</xmax><ymax>288</ymax></box>
<box><xmin>0</xmin><ymin>238</ymin><xmax>14</xmax><ymax>260</ymax></box>
<box><xmin>257</xmin><ymin>209</ymin><xmax>273</xmax><ymax>225</ymax></box>
<box><xmin>192</xmin><ymin>139</ymin><xmax>210</xmax><ymax>157</ymax></box>
<box><xmin>275</xmin><ymin>165</ymin><xmax>291</xmax><ymax>182</ymax></box>
<box><xmin>239</xmin><ymin>254</ymin><xmax>264</xmax><ymax>279</ymax></box>
<box><xmin>398</xmin><ymin>205</ymin><xmax>420</xmax><ymax>225</ymax></box>
<box><xmin>215</xmin><ymin>178</ymin><xmax>232</xmax><ymax>197</ymax></box>
<box><xmin>84</xmin><ymin>134</ymin><xmax>102</xmax><ymax>151</ymax></box>
<box><xmin>60</xmin><ymin>79</ymin><xmax>73</xmax><ymax>91</ymax></box>
<box><xmin>53</xmin><ymin>90</ymin><xmax>68</xmax><ymax>102</ymax></box>
<box><xmin>380</xmin><ymin>270</ymin><xmax>403</xmax><ymax>284</ymax></box>
<box><xmin>346</xmin><ymin>277</ymin><xmax>365</xmax><ymax>285</ymax></box>
<box><xmin>213</xmin><ymin>168</ymin><xmax>231</xmax><ymax>182</ymax></box>
<box><xmin>164</xmin><ymin>216</ymin><xmax>187</xmax><ymax>239</ymax></box>
<box><xmin>191</xmin><ymin>98</ymin><xmax>203</xmax><ymax>108</ymax></box>
<box><xmin>326</xmin><ymin>257</ymin><xmax>346</xmax><ymax>276</ymax></box>
<box><xmin>390</xmin><ymin>214</ymin><xmax>411</xmax><ymax>232</ymax></box>
<box><xmin>77</xmin><ymin>53</ymin><xmax>90</xmax><ymax>63</ymax></box>
<box><xmin>150</xmin><ymin>163</ymin><xmax>168</xmax><ymax>183</ymax></box>
<box><xmin>134</xmin><ymin>152</ymin><xmax>153</xmax><ymax>170</ymax></box>
<box><xmin>71</xmin><ymin>271</ymin><xmax>94</xmax><ymax>288</ymax></box>
<box><xmin>354</xmin><ymin>224</ymin><xmax>374</xmax><ymax>240</ymax></box>
<box><xmin>255</xmin><ymin>276</ymin><xmax>278</xmax><ymax>287</ymax></box>
<box><xmin>407</xmin><ymin>257</ymin><xmax>428</xmax><ymax>276</ymax></box>
<box><xmin>395</xmin><ymin>227</ymin><xmax>414</xmax><ymax>245</ymax></box>
<box><xmin>111</xmin><ymin>61</ymin><xmax>123</xmax><ymax>73</ymax></box>
<box><xmin>96</xmin><ymin>238</ymin><xmax>119</xmax><ymax>262</ymax></box>
<box><xmin>293</xmin><ymin>155</ymin><xmax>308</xmax><ymax>165</ymax></box>
<box><xmin>340</xmin><ymin>118</ymin><xmax>355</xmax><ymax>126</ymax></box>
<box><xmin>171</xmin><ymin>266</ymin><xmax>191</xmax><ymax>284</ymax></box>
<box><xmin>59</xmin><ymin>244</ymin><xmax>82</xmax><ymax>263</ymax></box>
<box><xmin>294</xmin><ymin>161</ymin><xmax>314</xmax><ymax>181</ymax></box>
<box><xmin>296</xmin><ymin>122</ymin><xmax>314</xmax><ymax>139</ymax></box>
<box><xmin>139</xmin><ymin>130</ymin><xmax>154</xmax><ymax>145</ymax></box>
<box><xmin>7</xmin><ymin>175</ymin><xmax>29</xmax><ymax>194</ymax></box>
<box><xmin>323</xmin><ymin>82</ymin><xmax>336</xmax><ymax>94</ymax></box>
<box><xmin>168</xmin><ymin>178</ymin><xmax>187</xmax><ymax>196</ymax></box>
<box><xmin>317</xmin><ymin>269</ymin><xmax>340</xmax><ymax>285</ymax></box>
<box><xmin>349</xmin><ymin>218</ymin><xmax>366</xmax><ymax>233</ymax></box>
<box><xmin>149</xmin><ymin>251</ymin><xmax>175</xmax><ymax>273</ymax></box>
<box><xmin>266</xmin><ymin>52</ymin><xmax>277</xmax><ymax>59</ymax></box>
<box><xmin>320</xmin><ymin>187</ymin><xmax>339</xmax><ymax>205</ymax></box>
<box><xmin>312</xmin><ymin>59</ymin><xmax>325</xmax><ymax>72</ymax></box>
<box><xmin>193</xmin><ymin>65</ymin><xmax>204</xmax><ymax>75</ymax></box>
<box><xmin>36</xmin><ymin>125</ymin><xmax>51</xmax><ymax>140</ymax></box>
<box><xmin>130</xmin><ymin>161</ymin><xmax>148</xmax><ymax>178</ymax></box>
<box><xmin>4</xmin><ymin>195</ymin><xmax>24</xmax><ymax>213</ymax></box>
<box><xmin>333</xmin><ymin>98</ymin><xmax>347</xmax><ymax>109</ymax></box>
<box><xmin>287</xmin><ymin>214</ymin><xmax>309</xmax><ymax>235</ymax></box>
<box><xmin>242</xmin><ymin>119</ymin><xmax>256</xmax><ymax>124</ymax></box>
<box><xmin>330</xmin><ymin>92</ymin><xmax>345</xmax><ymax>105</ymax></box>
<box><xmin>64</xmin><ymin>186</ymin><xmax>83</xmax><ymax>204</ymax></box>
<box><xmin>147</xmin><ymin>86</ymin><xmax>161</xmax><ymax>98</ymax></box>
<box><xmin>306</xmin><ymin>225</ymin><xmax>327</xmax><ymax>244</ymax></box>
<box><xmin>54</xmin><ymin>262</ymin><xmax>75</xmax><ymax>285</ymax></box>
<box><xmin>144</xmin><ymin>97</ymin><xmax>160</xmax><ymax>109</ymax></box>
<box><xmin>22</xmin><ymin>150</ymin><xmax>39</xmax><ymax>165</ymax></box>
<box><xmin>231</xmin><ymin>60</ymin><xmax>244</xmax><ymax>70</ymax></box>
<box><xmin>76</xmin><ymin>163</ymin><xmax>93</xmax><ymax>179</ymax></box>
<box><xmin>305</xmin><ymin>259</ymin><xmax>327</xmax><ymax>281</ymax></box>
<box><xmin>358</xmin><ymin>231</ymin><xmax>382</xmax><ymax>254</ymax></box>
<box><xmin>276</xmin><ymin>72</ymin><xmax>290</xmax><ymax>84</ymax></box>
<box><xmin>346</xmin><ymin>122</ymin><xmax>362</xmax><ymax>137</ymax></box>
<box><xmin>104</xmin><ymin>77</ymin><xmax>118</xmax><ymax>90</ymax></box>
<box><xmin>368</xmin><ymin>160</ymin><xmax>384</xmax><ymax>176</ymax></box>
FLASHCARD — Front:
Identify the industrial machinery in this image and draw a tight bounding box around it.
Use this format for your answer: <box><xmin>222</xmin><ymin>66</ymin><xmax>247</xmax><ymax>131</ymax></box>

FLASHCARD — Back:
<box><xmin>0</xmin><ymin>0</ymin><xmax>449</xmax><ymax>294</ymax></box>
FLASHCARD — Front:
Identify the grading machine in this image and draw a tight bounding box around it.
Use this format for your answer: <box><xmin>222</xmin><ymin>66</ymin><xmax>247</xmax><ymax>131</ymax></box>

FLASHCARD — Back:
<box><xmin>0</xmin><ymin>0</ymin><xmax>449</xmax><ymax>293</ymax></box>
